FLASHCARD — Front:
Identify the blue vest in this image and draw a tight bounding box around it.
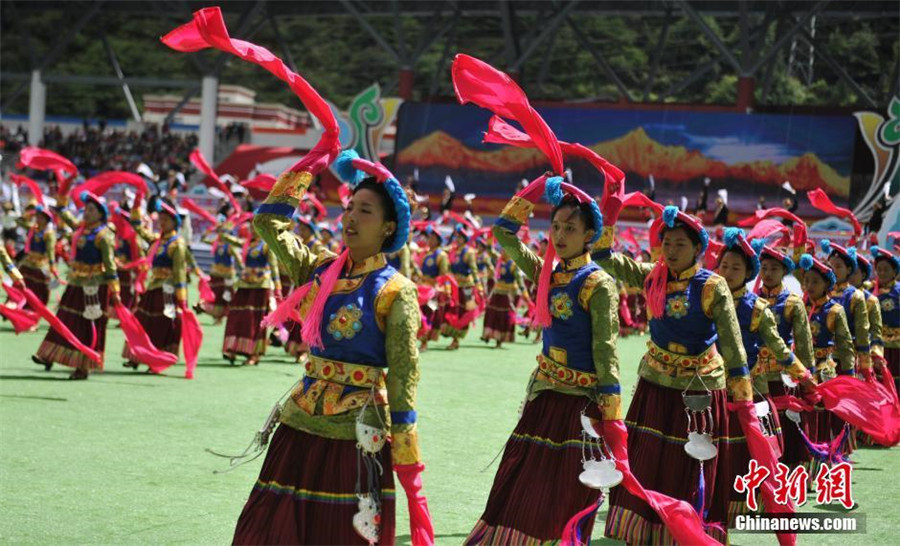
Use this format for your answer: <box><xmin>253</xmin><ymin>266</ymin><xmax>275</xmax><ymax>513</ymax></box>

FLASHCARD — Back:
<box><xmin>152</xmin><ymin>234</ymin><xmax>179</xmax><ymax>268</ymax></box>
<box><xmin>734</xmin><ymin>291</ymin><xmax>761</xmax><ymax>369</ymax></box>
<box><xmin>764</xmin><ymin>289</ymin><xmax>794</xmax><ymax>347</ymax></box>
<box><xmin>116</xmin><ymin>239</ymin><xmax>132</xmax><ymax>260</ymax></box>
<box><xmin>450</xmin><ymin>247</ymin><xmax>473</xmax><ymax>277</ymax></box>
<box><xmin>310</xmin><ymin>262</ymin><xmax>399</xmax><ymax>369</ymax></box>
<box><xmin>75</xmin><ymin>225</ymin><xmax>104</xmax><ymax>265</ymax></box>
<box><xmin>833</xmin><ymin>285</ymin><xmax>859</xmax><ymax>341</ymax></box>
<box><xmin>421</xmin><ymin>249</ymin><xmax>444</xmax><ymax>278</ymax></box>
<box><xmin>879</xmin><ymin>282</ymin><xmax>899</xmax><ymax>329</ymax></box>
<box><xmin>245</xmin><ymin>241</ymin><xmax>268</xmax><ymax>268</ymax></box>
<box><xmin>498</xmin><ymin>260</ymin><xmax>516</xmax><ymax>283</ymax></box>
<box><xmin>30</xmin><ymin>230</ymin><xmax>48</xmax><ymax>254</ymax></box>
<box><xmin>541</xmin><ymin>262</ymin><xmax>600</xmax><ymax>372</ymax></box>
<box><xmin>214</xmin><ymin>241</ymin><xmax>233</xmax><ymax>267</ymax></box>
<box><xmin>649</xmin><ymin>268</ymin><xmax>718</xmax><ymax>355</ymax></box>
<box><xmin>810</xmin><ymin>298</ymin><xmax>839</xmax><ymax>352</ymax></box>
<box><xmin>477</xmin><ymin>254</ymin><xmax>489</xmax><ymax>272</ymax></box>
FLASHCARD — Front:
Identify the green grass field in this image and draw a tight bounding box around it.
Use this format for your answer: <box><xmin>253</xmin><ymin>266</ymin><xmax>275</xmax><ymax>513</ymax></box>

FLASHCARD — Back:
<box><xmin>0</xmin><ymin>302</ymin><xmax>895</xmax><ymax>544</ymax></box>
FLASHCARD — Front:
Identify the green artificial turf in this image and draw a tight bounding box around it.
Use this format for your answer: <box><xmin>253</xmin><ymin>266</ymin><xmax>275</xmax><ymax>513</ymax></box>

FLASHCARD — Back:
<box><xmin>0</xmin><ymin>302</ymin><xmax>895</xmax><ymax>544</ymax></box>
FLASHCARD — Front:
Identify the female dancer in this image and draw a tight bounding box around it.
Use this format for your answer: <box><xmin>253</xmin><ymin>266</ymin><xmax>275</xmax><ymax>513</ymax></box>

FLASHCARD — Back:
<box><xmin>755</xmin><ymin>241</ymin><xmax>817</xmax><ymax>470</ymax></box>
<box><xmin>222</xmin><ymin>225</ymin><xmax>280</xmax><ymax>366</ymax></box>
<box><xmin>872</xmin><ymin>246</ymin><xmax>900</xmax><ymax>389</ymax></box>
<box><xmin>480</xmin><ymin>245</ymin><xmax>527</xmax><ymax>347</ymax></box>
<box><xmin>796</xmin><ymin>253</ymin><xmax>855</xmax><ymax>455</ymax></box>
<box><xmin>18</xmin><ymin>203</ymin><xmax>57</xmax><ymax>305</ymax></box>
<box><xmin>234</xmin><ymin>150</ymin><xmax>432</xmax><ymax>544</ymax></box>
<box><xmin>442</xmin><ymin>224</ymin><xmax>478</xmax><ymax>350</ymax></box>
<box><xmin>716</xmin><ymin>228</ymin><xmax>815</xmax><ymax>522</ymax></box>
<box><xmin>32</xmin><ymin>192</ymin><xmax>119</xmax><ymax>379</ymax></box>
<box><xmin>468</xmin><ymin>175</ymin><xmax>620</xmax><ymax>543</ymax></box>
<box><xmin>596</xmin><ymin>207</ymin><xmax>752</xmax><ymax>544</ymax></box>
<box><xmin>417</xmin><ymin>224</ymin><xmax>449</xmax><ymax>351</ymax></box>
<box><xmin>123</xmin><ymin>199</ymin><xmax>188</xmax><ymax>369</ymax></box>
<box><xmin>198</xmin><ymin>221</ymin><xmax>242</xmax><ymax>323</ymax></box>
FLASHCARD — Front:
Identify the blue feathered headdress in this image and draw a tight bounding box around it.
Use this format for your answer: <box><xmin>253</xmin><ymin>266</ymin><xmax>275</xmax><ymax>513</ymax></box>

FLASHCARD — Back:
<box><xmin>799</xmin><ymin>253</ymin><xmax>836</xmax><ymax>288</ymax></box>
<box><xmin>871</xmin><ymin>245</ymin><xmax>900</xmax><ymax>272</ymax></box>
<box><xmin>80</xmin><ymin>191</ymin><xmax>109</xmax><ymax>220</ymax></box>
<box><xmin>722</xmin><ymin>227</ymin><xmax>760</xmax><ymax>280</ymax></box>
<box><xmin>753</xmin><ymin>238</ymin><xmax>795</xmax><ymax>274</ymax></box>
<box><xmin>820</xmin><ymin>238</ymin><xmax>857</xmax><ymax>274</ymax></box>
<box><xmin>333</xmin><ymin>150</ymin><xmax>410</xmax><ymax>254</ymax></box>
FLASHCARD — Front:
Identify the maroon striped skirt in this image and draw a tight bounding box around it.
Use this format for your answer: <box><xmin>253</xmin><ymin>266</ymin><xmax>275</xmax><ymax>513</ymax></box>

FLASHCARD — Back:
<box><xmin>442</xmin><ymin>286</ymin><xmax>474</xmax><ymax>339</ymax></box>
<box><xmin>482</xmin><ymin>293</ymin><xmax>516</xmax><ymax>342</ymax></box>
<box><xmin>20</xmin><ymin>264</ymin><xmax>50</xmax><ymax>305</ymax></box>
<box><xmin>123</xmin><ymin>287</ymin><xmax>182</xmax><ymax>362</ymax></box>
<box><xmin>35</xmin><ymin>284</ymin><xmax>109</xmax><ymax>371</ymax></box>
<box><xmin>627</xmin><ymin>293</ymin><xmax>648</xmax><ymax>329</ymax></box>
<box><xmin>201</xmin><ymin>276</ymin><xmax>233</xmax><ymax>319</ymax></box>
<box><xmin>118</xmin><ymin>268</ymin><xmax>136</xmax><ymax>310</ymax></box>
<box><xmin>223</xmin><ymin>287</ymin><xmax>270</xmax><ymax>357</ymax></box>
<box><xmin>419</xmin><ymin>292</ymin><xmax>447</xmax><ymax>342</ymax></box>
<box><xmin>604</xmin><ymin>378</ymin><xmax>730</xmax><ymax>545</ymax></box>
<box><xmin>467</xmin><ymin>391</ymin><xmax>603</xmax><ymax>544</ymax></box>
<box><xmin>233</xmin><ymin>424</ymin><xmax>395</xmax><ymax>545</ymax></box>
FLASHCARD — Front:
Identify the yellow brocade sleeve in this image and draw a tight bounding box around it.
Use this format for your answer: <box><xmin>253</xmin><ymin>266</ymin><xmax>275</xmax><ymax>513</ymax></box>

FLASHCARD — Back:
<box><xmin>787</xmin><ymin>294</ymin><xmax>816</xmax><ymax>371</ymax></box>
<box><xmin>492</xmin><ymin>222</ymin><xmax>542</xmax><ymax>283</ymax></box>
<box><xmin>829</xmin><ymin>305</ymin><xmax>856</xmax><ymax>373</ymax></box>
<box><xmin>44</xmin><ymin>228</ymin><xmax>57</xmax><ymax>266</ymax></box>
<box><xmin>1</xmin><ymin>246</ymin><xmax>23</xmax><ymax>283</ymax></box>
<box><xmin>253</xmin><ymin>171</ymin><xmax>320</xmax><ymax>286</ymax></box>
<box><xmin>867</xmin><ymin>294</ymin><xmax>885</xmax><ymax>358</ymax></box>
<box><xmin>591</xmin><ymin>228</ymin><xmax>654</xmax><ymax>287</ymax></box>
<box><xmin>757</xmin><ymin>306</ymin><xmax>808</xmax><ymax>381</ymax></box>
<box><xmin>96</xmin><ymin>227</ymin><xmax>120</xmax><ymax>293</ymax></box>
<box><xmin>384</xmin><ymin>280</ymin><xmax>423</xmax><ymax>465</ymax></box>
<box><xmin>398</xmin><ymin>244</ymin><xmax>412</xmax><ymax>278</ymax></box>
<box><xmin>169</xmin><ymin>238</ymin><xmax>188</xmax><ymax>303</ymax></box>
<box><xmin>849</xmin><ymin>289</ymin><xmax>873</xmax><ymax>369</ymax></box>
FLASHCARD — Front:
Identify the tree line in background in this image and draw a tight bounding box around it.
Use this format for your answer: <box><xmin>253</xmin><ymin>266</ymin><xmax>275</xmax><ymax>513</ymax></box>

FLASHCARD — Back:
<box><xmin>1</xmin><ymin>7</ymin><xmax>896</xmax><ymax>119</ymax></box>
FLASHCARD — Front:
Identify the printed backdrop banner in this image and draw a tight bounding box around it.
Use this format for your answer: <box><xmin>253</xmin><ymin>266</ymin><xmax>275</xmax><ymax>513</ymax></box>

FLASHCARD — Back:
<box><xmin>394</xmin><ymin>102</ymin><xmax>857</xmax><ymax>215</ymax></box>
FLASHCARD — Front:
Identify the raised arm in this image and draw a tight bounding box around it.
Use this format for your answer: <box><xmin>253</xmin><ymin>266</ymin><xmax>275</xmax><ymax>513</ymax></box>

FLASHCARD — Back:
<box><xmin>590</xmin><ymin>226</ymin><xmax>654</xmax><ymax>287</ymax></box>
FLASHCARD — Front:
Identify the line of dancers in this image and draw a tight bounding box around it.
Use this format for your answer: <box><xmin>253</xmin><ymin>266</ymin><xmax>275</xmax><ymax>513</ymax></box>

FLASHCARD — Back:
<box><xmin>2</xmin><ymin>9</ymin><xmax>898</xmax><ymax>546</ymax></box>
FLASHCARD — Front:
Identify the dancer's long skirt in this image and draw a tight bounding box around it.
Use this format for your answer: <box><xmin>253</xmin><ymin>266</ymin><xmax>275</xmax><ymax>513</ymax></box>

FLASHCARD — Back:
<box><xmin>35</xmin><ymin>284</ymin><xmax>108</xmax><ymax>371</ymax></box>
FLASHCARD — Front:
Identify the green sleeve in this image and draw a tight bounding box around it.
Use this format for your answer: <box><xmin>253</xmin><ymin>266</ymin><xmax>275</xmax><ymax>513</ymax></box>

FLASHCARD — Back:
<box><xmin>385</xmin><ymin>282</ymin><xmax>423</xmax><ymax>465</ymax></box>
<box><xmin>868</xmin><ymin>295</ymin><xmax>885</xmax><ymax>357</ymax></box>
<box><xmin>252</xmin><ymin>171</ymin><xmax>321</xmax><ymax>286</ymax></box>
<box><xmin>788</xmin><ymin>295</ymin><xmax>816</xmax><ymax>370</ymax></box>
<box><xmin>590</xmin><ymin>226</ymin><xmax>653</xmax><ymax>287</ymax></box>
<box><xmin>185</xmin><ymin>247</ymin><xmax>199</xmax><ymax>272</ymax></box>
<box><xmin>831</xmin><ymin>306</ymin><xmax>855</xmax><ymax>373</ymax></box>
<box><xmin>589</xmin><ymin>273</ymin><xmax>622</xmax><ymax>420</ymax></box>
<box><xmin>170</xmin><ymin>238</ymin><xmax>188</xmax><ymax>303</ymax></box>
<box><xmin>491</xmin><ymin>224</ymin><xmax>542</xmax><ymax>283</ymax></box>
<box><xmin>437</xmin><ymin>251</ymin><xmax>450</xmax><ymax>276</ymax></box>
<box><xmin>267</xmin><ymin>248</ymin><xmax>281</xmax><ymax>287</ymax></box>
<box><xmin>0</xmin><ymin>247</ymin><xmax>23</xmax><ymax>282</ymax></box>
<box><xmin>56</xmin><ymin>208</ymin><xmax>78</xmax><ymax>229</ymax></box>
<box><xmin>399</xmin><ymin>245</ymin><xmax>412</xmax><ymax>278</ymax></box>
<box><xmin>850</xmin><ymin>291</ymin><xmax>871</xmax><ymax>352</ymax></box>
<box><xmin>708</xmin><ymin>277</ymin><xmax>752</xmax><ymax>401</ymax></box>
<box><xmin>757</xmin><ymin>307</ymin><xmax>807</xmax><ymax>380</ymax></box>
<box><xmin>44</xmin><ymin>229</ymin><xmax>57</xmax><ymax>265</ymax></box>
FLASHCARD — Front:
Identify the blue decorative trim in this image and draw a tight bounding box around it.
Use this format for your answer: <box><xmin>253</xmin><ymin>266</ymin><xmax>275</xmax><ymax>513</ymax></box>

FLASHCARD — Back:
<box><xmin>855</xmin><ymin>344</ymin><xmax>871</xmax><ymax>352</ymax></box>
<box><xmin>256</xmin><ymin>203</ymin><xmax>296</xmax><ymax>218</ymax></box>
<box><xmin>494</xmin><ymin>217</ymin><xmax>521</xmax><ymax>233</ymax></box>
<box><xmin>777</xmin><ymin>352</ymin><xmax>796</xmax><ymax>367</ymax></box>
<box><xmin>390</xmin><ymin>410</ymin><xmax>417</xmax><ymax>424</ymax></box>
<box><xmin>591</xmin><ymin>249</ymin><xmax>612</xmax><ymax>261</ymax></box>
<box><xmin>872</xmin><ymin>340</ymin><xmax>885</xmax><ymax>347</ymax></box>
<box><xmin>596</xmin><ymin>384</ymin><xmax>622</xmax><ymax>395</ymax></box>
<box><xmin>729</xmin><ymin>365</ymin><xmax>750</xmax><ymax>377</ymax></box>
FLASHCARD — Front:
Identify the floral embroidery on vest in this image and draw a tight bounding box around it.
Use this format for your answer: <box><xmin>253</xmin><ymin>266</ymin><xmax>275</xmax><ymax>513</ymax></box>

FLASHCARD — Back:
<box><xmin>666</xmin><ymin>294</ymin><xmax>690</xmax><ymax>319</ymax></box>
<box><xmin>550</xmin><ymin>292</ymin><xmax>574</xmax><ymax>320</ymax></box>
<box><xmin>327</xmin><ymin>303</ymin><xmax>363</xmax><ymax>341</ymax></box>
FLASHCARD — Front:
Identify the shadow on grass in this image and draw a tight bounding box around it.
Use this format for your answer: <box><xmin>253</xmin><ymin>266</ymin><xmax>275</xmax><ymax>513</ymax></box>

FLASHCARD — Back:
<box><xmin>0</xmin><ymin>394</ymin><xmax>68</xmax><ymax>402</ymax></box>
<box><xmin>0</xmin><ymin>374</ymin><xmax>70</xmax><ymax>381</ymax></box>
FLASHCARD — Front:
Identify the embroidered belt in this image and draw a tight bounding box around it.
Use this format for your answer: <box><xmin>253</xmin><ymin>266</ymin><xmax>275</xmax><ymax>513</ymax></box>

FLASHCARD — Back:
<box><xmin>454</xmin><ymin>273</ymin><xmax>475</xmax><ymax>287</ymax></box>
<box><xmin>883</xmin><ymin>326</ymin><xmax>900</xmax><ymax>343</ymax></box>
<box><xmin>241</xmin><ymin>267</ymin><xmax>271</xmax><ymax>284</ymax></box>
<box><xmin>645</xmin><ymin>341</ymin><xmax>722</xmax><ymax>373</ymax></box>
<box><xmin>151</xmin><ymin>267</ymin><xmax>173</xmax><ymax>281</ymax></box>
<box><xmin>304</xmin><ymin>355</ymin><xmax>386</xmax><ymax>389</ymax></box>
<box><xmin>814</xmin><ymin>347</ymin><xmax>834</xmax><ymax>360</ymax></box>
<box><xmin>493</xmin><ymin>281</ymin><xmax>518</xmax><ymax>293</ymax></box>
<box><xmin>22</xmin><ymin>253</ymin><xmax>49</xmax><ymax>267</ymax></box>
<box><xmin>536</xmin><ymin>353</ymin><xmax>597</xmax><ymax>388</ymax></box>
<box><xmin>210</xmin><ymin>263</ymin><xmax>235</xmax><ymax>277</ymax></box>
<box><xmin>69</xmin><ymin>262</ymin><xmax>105</xmax><ymax>278</ymax></box>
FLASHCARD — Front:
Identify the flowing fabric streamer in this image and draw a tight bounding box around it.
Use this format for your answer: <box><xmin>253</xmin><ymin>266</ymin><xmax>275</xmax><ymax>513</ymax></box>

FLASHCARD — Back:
<box><xmin>393</xmin><ymin>463</ymin><xmax>436</xmax><ymax>546</ymax></box>
<box><xmin>300</xmin><ymin>250</ymin><xmax>349</xmax><ymax>350</ymax></box>
<box><xmin>180</xmin><ymin>197</ymin><xmax>219</xmax><ymax>224</ymax></box>
<box><xmin>816</xmin><ymin>376</ymin><xmax>900</xmax><ymax>446</ymax></box>
<box><xmin>240</xmin><ymin>173</ymin><xmax>278</xmax><ymax>192</ymax></box>
<box><xmin>730</xmin><ymin>401</ymin><xmax>797</xmax><ymax>546</ymax></box>
<box><xmin>188</xmin><ymin>149</ymin><xmax>242</xmax><ymax>214</ymax></box>
<box><xmin>71</xmin><ymin>172</ymin><xmax>147</xmax><ymax>205</ymax></box>
<box><xmin>163</xmin><ymin>7</ymin><xmax>340</xmax><ymax>177</ymax></box>
<box><xmin>181</xmin><ymin>307</ymin><xmax>202</xmax><ymax>379</ymax></box>
<box><xmin>17</xmin><ymin>147</ymin><xmax>78</xmax><ymax>175</ymax></box>
<box><xmin>3</xmin><ymin>283</ymin><xmax>27</xmax><ymax>307</ymax></box>
<box><xmin>807</xmin><ymin>189</ymin><xmax>862</xmax><ymax>242</ymax></box>
<box><xmin>747</xmin><ymin>219</ymin><xmax>790</xmax><ymax>246</ymax></box>
<box><xmin>622</xmin><ymin>191</ymin><xmax>664</xmax><ymax>214</ymax></box>
<box><xmin>198</xmin><ymin>275</ymin><xmax>216</xmax><ymax>303</ymax></box>
<box><xmin>452</xmin><ymin>55</ymin><xmax>563</xmax><ymax>175</ymax></box>
<box><xmin>10</xmin><ymin>174</ymin><xmax>45</xmax><ymax>205</ymax></box>
<box><xmin>0</xmin><ymin>304</ymin><xmax>40</xmax><ymax>333</ymax></box>
<box><xmin>20</xmin><ymin>286</ymin><xmax>102</xmax><ymax>365</ymax></box>
<box><xmin>115</xmin><ymin>302</ymin><xmax>178</xmax><ymax>372</ymax></box>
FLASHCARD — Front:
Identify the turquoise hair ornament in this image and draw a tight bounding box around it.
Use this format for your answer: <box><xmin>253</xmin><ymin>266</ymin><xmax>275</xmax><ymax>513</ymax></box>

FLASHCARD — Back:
<box><xmin>544</xmin><ymin>176</ymin><xmax>565</xmax><ymax>206</ymax></box>
<box><xmin>333</xmin><ymin>149</ymin><xmax>366</xmax><ymax>188</ymax></box>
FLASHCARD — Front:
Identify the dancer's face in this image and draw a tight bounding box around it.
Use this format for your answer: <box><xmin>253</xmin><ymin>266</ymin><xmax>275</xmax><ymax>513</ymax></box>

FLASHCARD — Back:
<box><xmin>849</xmin><ymin>267</ymin><xmax>865</xmax><ymax>288</ymax></box>
<box><xmin>827</xmin><ymin>254</ymin><xmax>850</xmax><ymax>284</ymax></box>
<box><xmin>803</xmin><ymin>270</ymin><xmax>829</xmax><ymax>300</ymax></box>
<box><xmin>661</xmin><ymin>227</ymin><xmax>700</xmax><ymax>275</ymax></box>
<box><xmin>550</xmin><ymin>205</ymin><xmax>593</xmax><ymax>260</ymax></box>
<box><xmin>83</xmin><ymin>202</ymin><xmax>103</xmax><ymax>225</ymax></box>
<box><xmin>159</xmin><ymin>213</ymin><xmax>176</xmax><ymax>233</ymax></box>
<box><xmin>759</xmin><ymin>257</ymin><xmax>786</xmax><ymax>288</ymax></box>
<box><xmin>717</xmin><ymin>250</ymin><xmax>748</xmax><ymax>291</ymax></box>
<box><xmin>875</xmin><ymin>259</ymin><xmax>897</xmax><ymax>286</ymax></box>
<box><xmin>343</xmin><ymin>188</ymin><xmax>395</xmax><ymax>260</ymax></box>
